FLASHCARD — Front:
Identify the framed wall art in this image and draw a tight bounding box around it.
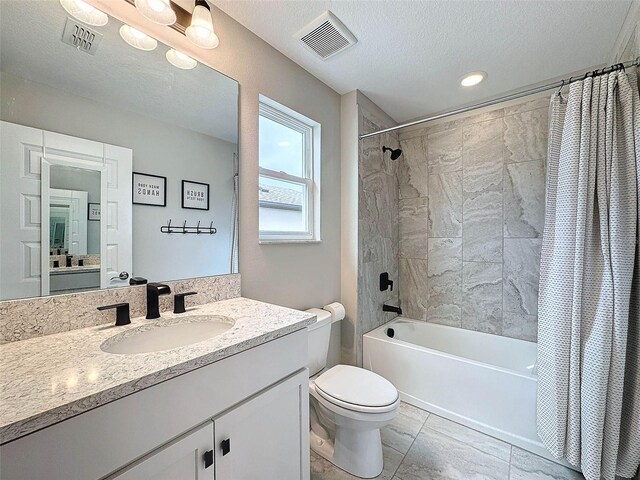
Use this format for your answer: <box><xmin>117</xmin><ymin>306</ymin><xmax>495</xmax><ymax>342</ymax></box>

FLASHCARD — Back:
<box><xmin>182</xmin><ymin>180</ymin><xmax>210</xmax><ymax>210</ymax></box>
<box><xmin>133</xmin><ymin>172</ymin><xmax>166</xmax><ymax>207</ymax></box>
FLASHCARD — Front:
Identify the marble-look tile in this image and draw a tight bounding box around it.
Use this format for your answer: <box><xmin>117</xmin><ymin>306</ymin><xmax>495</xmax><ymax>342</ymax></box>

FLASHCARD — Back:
<box><xmin>503</xmin><ymin>239</ymin><xmax>542</xmax><ymax>316</ymax></box>
<box><xmin>398</xmin><ymin>136</ymin><xmax>428</xmax><ymax>199</ymax></box>
<box><xmin>361</xmin><ymin>172</ymin><xmax>398</xmax><ymax>241</ymax></box>
<box><xmin>427</xmin><ymin>128</ymin><xmax>462</xmax><ymax>173</ymax></box>
<box><xmin>462</xmin><ymin>262</ymin><xmax>502</xmax><ymax>334</ymax></box>
<box><xmin>502</xmin><ymin>312</ymin><xmax>538</xmax><ymax>342</ymax></box>
<box><xmin>399</xmin><ymin>259</ymin><xmax>428</xmax><ymax>321</ymax></box>
<box><xmin>510</xmin><ymin>447</ymin><xmax>584</xmax><ymax>480</ymax></box>
<box><xmin>427</xmin><ymin>238</ymin><xmax>462</xmax><ymax>327</ymax></box>
<box><xmin>399</xmin><ymin>198</ymin><xmax>428</xmax><ymax>259</ymax></box>
<box><xmin>504</xmin><ymin>108</ymin><xmax>549</xmax><ymax>164</ymax></box>
<box><xmin>504</xmin><ymin>160</ymin><xmax>545</xmax><ymax>238</ymax></box>
<box><xmin>428</xmin><ymin>171</ymin><xmax>462</xmax><ymax>238</ymax></box>
<box><xmin>503</xmin><ymin>95</ymin><xmax>552</xmax><ymax>116</ymax></box>
<box><xmin>462</xmin><ymin>188</ymin><xmax>503</xmax><ymax>262</ymax></box>
<box><xmin>395</xmin><ymin>427</ymin><xmax>509</xmax><ymax>480</ymax></box>
<box><xmin>381</xmin><ymin>402</ymin><xmax>430</xmax><ymax>454</ymax></box>
<box><xmin>462</xmin><ymin>118</ymin><xmax>504</xmax><ymax>262</ymax></box>
<box><xmin>360</xmin><ymin>117</ymin><xmax>385</xmax><ymax>179</ymax></box>
<box><xmin>424</xmin><ymin>415</ymin><xmax>511</xmax><ymax>462</ymax></box>
<box><xmin>311</xmin><ymin>445</ymin><xmax>403</xmax><ymax>480</ymax></box>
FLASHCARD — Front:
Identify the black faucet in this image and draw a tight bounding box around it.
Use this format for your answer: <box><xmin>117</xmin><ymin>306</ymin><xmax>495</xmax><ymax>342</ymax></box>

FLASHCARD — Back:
<box><xmin>97</xmin><ymin>303</ymin><xmax>131</xmax><ymax>326</ymax></box>
<box><xmin>383</xmin><ymin>304</ymin><xmax>403</xmax><ymax>315</ymax></box>
<box><xmin>146</xmin><ymin>283</ymin><xmax>171</xmax><ymax>319</ymax></box>
<box><xmin>174</xmin><ymin>291</ymin><xmax>198</xmax><ymax>314</ymax></box>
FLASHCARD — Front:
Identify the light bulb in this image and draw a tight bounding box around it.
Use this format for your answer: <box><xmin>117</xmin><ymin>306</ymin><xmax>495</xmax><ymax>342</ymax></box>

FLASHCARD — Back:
<box><xmin>134</xmin><ymin>0</ymin><xmax>176</xmax><ymax>25</ymax></box>
<box><xmin>166</xmin><ymin>49</ymin><xmax>197</xmax><ymax>69</ymax></box>
<box><xmin>460</xmin><ymin>71</ymin><xmax>487</xmax><ymax>87</ymax></box>
<box><xmin>60</xmin><ymin>0</ymin><xmax>108</xmax><ymax>26</ymax></box>
<box><xmin>186</xmin><ymin>0</ymin><xmax>219</xmax><ymax>49</ymax></box>
<box><xmin>120</xmin><ymin>24</ymin><xmax>158</xmax><ymax>51</ymax></box>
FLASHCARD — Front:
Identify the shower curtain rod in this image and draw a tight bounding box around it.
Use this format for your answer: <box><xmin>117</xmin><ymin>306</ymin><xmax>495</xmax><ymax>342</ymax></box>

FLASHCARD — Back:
<box><xmin>360</xmin><ymin>57</ymin><xmax>640</xmax><ymax>139</ymax></box>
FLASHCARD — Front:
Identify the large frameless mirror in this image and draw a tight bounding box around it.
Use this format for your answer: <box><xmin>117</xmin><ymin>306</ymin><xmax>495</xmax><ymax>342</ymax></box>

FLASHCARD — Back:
<box><xmin>0</xmin><ymin>0</ymin><xmax>239</xmax><ymax>300</ymax></box>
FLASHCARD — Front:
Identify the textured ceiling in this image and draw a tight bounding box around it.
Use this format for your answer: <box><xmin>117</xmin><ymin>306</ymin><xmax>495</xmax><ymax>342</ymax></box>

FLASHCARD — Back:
<box><xmin>214</xmin><ymin>0</ymin><xmax>632</xmax><ymax>122</ymax></box>
<box><xmin>0</xmin><ymin>0</ymin><xmax>238</xmax><ymax>143</ymax></box>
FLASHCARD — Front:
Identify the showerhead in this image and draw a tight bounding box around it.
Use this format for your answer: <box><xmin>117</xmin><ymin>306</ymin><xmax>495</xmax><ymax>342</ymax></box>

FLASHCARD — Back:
<box><xmin>382</xmin><ymin>146</ymin><xmax>402</xmax><ymax>160</ymax></box>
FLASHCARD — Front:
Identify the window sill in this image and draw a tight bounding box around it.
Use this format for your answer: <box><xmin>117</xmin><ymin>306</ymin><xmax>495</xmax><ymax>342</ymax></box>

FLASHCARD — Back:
<box><xmin>259</xmin><ymin>239</ymin><xmax>322</xmax><ymax>245</ymax></box>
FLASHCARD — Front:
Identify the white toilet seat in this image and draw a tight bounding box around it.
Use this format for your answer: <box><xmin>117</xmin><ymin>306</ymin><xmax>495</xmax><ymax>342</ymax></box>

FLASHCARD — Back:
<box><xmin>313</xmin><ymin>365</ymin><xmax>399</xmax><ymax>414</ymax></box>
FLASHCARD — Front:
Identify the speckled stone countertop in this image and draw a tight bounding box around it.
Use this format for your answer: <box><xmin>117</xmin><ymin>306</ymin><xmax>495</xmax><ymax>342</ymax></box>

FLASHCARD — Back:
<box><xmin>0</xmin><ymin>297</ymin><xmax>315</xmax><ymax>444</ymax></box>
<box><xmin>49</xmin><ymin>265</ymin><xmax>101</xmax><ymax>275</ymax></box>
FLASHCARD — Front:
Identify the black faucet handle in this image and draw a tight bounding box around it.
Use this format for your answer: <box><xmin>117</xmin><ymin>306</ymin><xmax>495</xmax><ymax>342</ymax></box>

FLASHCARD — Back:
<box><xmin>174</xmin><ymin>291</ymin><xmax>197</xmax><ymax>314</ymax></box>
<box><xmin>97</xmin><ymin>303</ymin><xmax>131</xmax><ymax>326</ymax></box>
<box><xmin>148</xmin><ymin>282</ymin><xmax>172</xmax><ymax>295</ymax></box>
<box><xmin>380</xmin><ymin>272</ymin><xmax>394</xmax><ymax>292</ymax></box>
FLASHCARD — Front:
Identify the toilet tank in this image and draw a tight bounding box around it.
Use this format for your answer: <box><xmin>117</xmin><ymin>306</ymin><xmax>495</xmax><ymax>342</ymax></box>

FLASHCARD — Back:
<box><xmin>306</xmin><ymin>308</ymin><xmax>332</xmax><ymax>376</ymax></box>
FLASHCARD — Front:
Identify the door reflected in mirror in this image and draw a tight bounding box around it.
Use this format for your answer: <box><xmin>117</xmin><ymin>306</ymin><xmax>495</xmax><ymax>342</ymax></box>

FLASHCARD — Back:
<box><xmin>47</xmin><ymin>165</ymin><xmax>102</xmax><ymax>295</ymax></box>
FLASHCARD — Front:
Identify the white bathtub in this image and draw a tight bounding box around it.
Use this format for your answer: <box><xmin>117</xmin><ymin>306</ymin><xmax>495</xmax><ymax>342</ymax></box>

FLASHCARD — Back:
<box><xmin>363</xmin><ymin>318</ymin><xmax>561</xmax><ymax>464</ymax></box>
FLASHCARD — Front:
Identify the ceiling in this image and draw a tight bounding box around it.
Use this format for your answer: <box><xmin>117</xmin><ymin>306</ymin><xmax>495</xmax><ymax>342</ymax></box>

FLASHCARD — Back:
<box><xmin>214</xmin><ymin>0</ymin><xmax>633</xmax><ymax>123</ymax></box>
<box><xmin>0</xmin><ymin>0</ymin><xmax>238</xmax><ymax>143</ymax></box>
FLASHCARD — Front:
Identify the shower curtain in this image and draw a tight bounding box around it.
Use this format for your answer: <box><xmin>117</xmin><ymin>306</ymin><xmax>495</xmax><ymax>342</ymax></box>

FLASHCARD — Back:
<box><xmin>536</xmin><ymin>69</ymin><xmax>639</xmax><ymax>480</ymax></box>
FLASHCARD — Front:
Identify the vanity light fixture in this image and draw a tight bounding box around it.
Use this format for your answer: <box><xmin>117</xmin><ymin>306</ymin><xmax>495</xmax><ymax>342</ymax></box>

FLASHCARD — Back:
<box><xmin>186</xmin><ymin>0</ymin><xmax>219</xmax><ymax>49</ymax></box>
<box><xmin>460</xmin><ymin>71</ymin><xmax>487</xmax><ymax>87</ymax></box>
<box><xmin>60</xmin><ymin>0</ymin><xmax>108</xmax><ymax>26</ymax></box>
<box><xmin>119</xmin><ymin>24</ymin><xmax>158</xmax><ymax>51</ymax></box>
<box><xmin>134</xmin><ymin>0</ymin><xmax>176</xmax><ymax>26</ymax></box>
<box><xmin>166</xmin><ymin>48</ymin><xmax>197</xmax><ymax>69</ymax></box>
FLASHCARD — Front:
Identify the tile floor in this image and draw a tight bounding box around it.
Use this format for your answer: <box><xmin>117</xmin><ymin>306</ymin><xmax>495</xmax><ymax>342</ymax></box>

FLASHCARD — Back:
<box><xmin>310</xmin><ymin>402</ymin><xmax>585</xmax><ymax>480</ymax></box>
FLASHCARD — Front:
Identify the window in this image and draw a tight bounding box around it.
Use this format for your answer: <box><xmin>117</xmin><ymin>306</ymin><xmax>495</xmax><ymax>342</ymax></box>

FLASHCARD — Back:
<box><xmin>258</xmin><ymin>96</ymin><xmax>321</xmax><ymax>243</ymax></box>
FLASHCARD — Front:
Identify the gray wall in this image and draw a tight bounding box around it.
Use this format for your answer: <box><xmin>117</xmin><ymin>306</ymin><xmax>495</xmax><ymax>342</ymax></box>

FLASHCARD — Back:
<box><xmin>1</xmin><ymin>70</ymin><xmax>235</xmax><ymax>282</ymax></box>
<box><xmin>396</xmin><ymin>95</ymin><xmax>550</xmax><ymax>341</ymax></box>
<box><xmin>93</xmin><ymin>0</ymin><xmax>342</xmax><ymax>311</ymax></box>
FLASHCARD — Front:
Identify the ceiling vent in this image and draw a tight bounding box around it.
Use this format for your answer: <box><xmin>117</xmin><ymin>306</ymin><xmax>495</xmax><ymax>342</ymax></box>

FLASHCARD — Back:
<box><xmin>295</xmin><ymin>11</ymin><xmax>357</xmax><ymax>60</ymax></box>
<box><xmin>61</xmin><ymin>17</ymin><xmax>103</xmax><ymax>55</ymax></box>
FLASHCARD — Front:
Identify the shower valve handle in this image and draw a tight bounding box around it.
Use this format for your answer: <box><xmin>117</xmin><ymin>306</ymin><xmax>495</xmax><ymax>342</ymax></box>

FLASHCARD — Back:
<box><xmin>380</xmin><ymin>272</ymin><xmax>394</xmax><ymax>292</ymax></box>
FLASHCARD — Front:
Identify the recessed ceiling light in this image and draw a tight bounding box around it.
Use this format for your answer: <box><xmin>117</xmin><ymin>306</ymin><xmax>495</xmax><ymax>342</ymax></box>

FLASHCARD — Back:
<box><xmin>278</xmin><ymin>141</ymin><xmax>291</xmax><ymax>147</ymax></box>
<box><xmin>166</xmin><ymin>48</ymin><xmax>197</xmax><ymax>69</ymax></box>
<box><xmin>186</xmin><ymin>0</ymin><xmax>219</xmax><ymax>49</ymax></box>
<box><xmin>119</xmin><ymin>25</ymin><xmax>158</xmax><ymax>51</ymax></box>
<box><xmin>135</xmin><ymin>0</ymin><xmax>176</xmax><ymax>26</ymax></box>
<box><xmin>460</xmin><ymin>71</ymin><xmax>487</xmax><ymax>87</ymax></box>
<box><xmin>60</xmin><ymin>0</ymin><xmax>108</xmax><ymax>26</ymax></box>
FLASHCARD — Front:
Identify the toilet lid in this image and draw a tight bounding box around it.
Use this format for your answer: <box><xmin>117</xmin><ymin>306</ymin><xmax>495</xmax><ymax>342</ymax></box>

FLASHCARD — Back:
<box><xmin>315</xmin><ymin>365</ymin><xmax>398</xmax><ymax>409</ymax></box>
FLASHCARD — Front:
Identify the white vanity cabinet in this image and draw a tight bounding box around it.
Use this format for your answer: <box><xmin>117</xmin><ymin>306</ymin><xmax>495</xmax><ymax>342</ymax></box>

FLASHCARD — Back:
<box><xmin>110</xmin><ymin>422</ymin><xmax>214</xmax><ymax>480</ymax></box>
<box><xmin>0</xmin><ymin>329</ymin><xmax>310</xmax><ymax>480</ymax></box>
<box><xmin>109</xmin><ymin>371</ymin><xmax>308</xmax><ymax>480</ymax></box>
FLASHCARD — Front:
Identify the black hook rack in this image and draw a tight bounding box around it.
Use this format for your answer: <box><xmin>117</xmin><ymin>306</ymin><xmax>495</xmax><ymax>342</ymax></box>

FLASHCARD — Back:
<box><xmin>160</xmin><ymin>219</ymin><xmax>217</xmax><ymax>235</ymax></box>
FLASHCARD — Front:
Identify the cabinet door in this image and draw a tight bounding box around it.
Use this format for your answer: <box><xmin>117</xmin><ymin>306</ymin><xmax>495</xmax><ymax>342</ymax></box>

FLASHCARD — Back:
<box><xmin>214</xmin><ymin>369</ymin><xmax>310</xmax><ymax>480</ymax></box>
<box><xmin>110</xmin><ymin>422</ymin><xmax>214</xmax><ymax>480</ymax></box>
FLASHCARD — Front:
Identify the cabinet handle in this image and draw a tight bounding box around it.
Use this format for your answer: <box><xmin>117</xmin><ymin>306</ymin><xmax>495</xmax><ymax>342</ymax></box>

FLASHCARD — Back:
<box><xmin>221</xmin><ymin>438</ymin><xmax>231</xmax><ymax>456</ymax></box>
<box><xmin>203</xmin><ymin>450</ymin><xmax>213</xmax><ymax>469</ymax></box>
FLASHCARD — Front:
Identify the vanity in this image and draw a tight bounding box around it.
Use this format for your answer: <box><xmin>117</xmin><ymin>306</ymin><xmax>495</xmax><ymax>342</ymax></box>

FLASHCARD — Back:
<box><xmin>0</xmin><ymin>2</ymin><xmax>316</xmax><ymax>478</ymax></box>
<box><xmin>0</xmin><ymin>297</ymin><xmax>315</xmax><ymax>480</ymax></box>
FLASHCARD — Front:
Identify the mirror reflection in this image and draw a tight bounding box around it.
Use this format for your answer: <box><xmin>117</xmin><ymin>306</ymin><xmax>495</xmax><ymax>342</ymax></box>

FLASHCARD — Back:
<box><xmin>0</xmin><ymin>0</ymin><xmax>239</xmax><ymax>301</ymax></box>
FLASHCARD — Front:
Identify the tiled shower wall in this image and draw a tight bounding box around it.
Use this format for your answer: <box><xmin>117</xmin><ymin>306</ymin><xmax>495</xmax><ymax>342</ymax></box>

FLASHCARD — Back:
<box><xmin>356</xmin><ymin>108</ymin><xmax>400</xmax><ymax>364</ymax></box>
<box><xmin>396</xmin><ymin>95</ymin><xmax>550</xmax><ymax>341</ymax></box>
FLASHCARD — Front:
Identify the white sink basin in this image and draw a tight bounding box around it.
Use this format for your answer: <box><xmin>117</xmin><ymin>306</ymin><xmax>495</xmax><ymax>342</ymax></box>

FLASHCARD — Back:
<box><xmin>100</xmin><ymin>316</ymin><xmax>235</xmax><ymax>354</ymax></box>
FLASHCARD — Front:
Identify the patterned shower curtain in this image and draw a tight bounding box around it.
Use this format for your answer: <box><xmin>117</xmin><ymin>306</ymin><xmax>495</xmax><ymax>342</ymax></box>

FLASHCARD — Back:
<box><xmin>536</xmin><ymin>69</ymin><xmax>639</xmax><ymax>480</ymax></box>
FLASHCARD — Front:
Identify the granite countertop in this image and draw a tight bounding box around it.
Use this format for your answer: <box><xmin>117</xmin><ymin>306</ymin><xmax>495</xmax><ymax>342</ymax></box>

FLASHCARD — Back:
<box><xmin>49</xmin><ymin>265</ymin><xmax>101</xmax><ymax>275</ymax></box>
<box><xmin>0</xmin><ymin>297</ymin><xmax>315</xmax><ymax>444</ymax></box>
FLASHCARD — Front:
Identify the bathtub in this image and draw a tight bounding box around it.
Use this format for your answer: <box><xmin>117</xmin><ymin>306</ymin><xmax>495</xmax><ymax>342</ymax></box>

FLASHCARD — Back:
<box><xmin>363</xmin><ymin>318</ymin><xmax>559</xmax><ymax>464</ymax></box>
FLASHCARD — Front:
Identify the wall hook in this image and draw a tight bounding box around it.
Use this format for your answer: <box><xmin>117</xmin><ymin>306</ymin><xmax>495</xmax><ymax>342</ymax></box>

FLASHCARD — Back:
<box><xmin>182</xmin><ymin>220</ymin><xmax>187</xmax><ymax>234</ymax></box>
<box><xmin>196</xmin><ymin>220</ymin><xmax>201</xmax><ymax>234</ymax></box>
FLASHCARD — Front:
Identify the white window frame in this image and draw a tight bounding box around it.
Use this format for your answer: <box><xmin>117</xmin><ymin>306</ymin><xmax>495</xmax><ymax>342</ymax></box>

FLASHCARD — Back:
<box><xmin>258</xmin><ymin>95</ymin><xmax>321</xmax><ymax>243</ymax></box>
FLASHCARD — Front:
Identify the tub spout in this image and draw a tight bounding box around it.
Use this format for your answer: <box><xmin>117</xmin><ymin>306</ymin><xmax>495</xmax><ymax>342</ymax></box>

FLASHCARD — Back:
<box><xmin>383</xmin><ymin>304</ymin><xmax>402</xmax><ymax>315</ymax></box>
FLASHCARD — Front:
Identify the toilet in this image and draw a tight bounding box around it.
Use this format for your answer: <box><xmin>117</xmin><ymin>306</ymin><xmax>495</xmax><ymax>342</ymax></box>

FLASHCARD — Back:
<box><xmin>306</xmin><ymin>307</ymin><xmax>399</xmax><ymax>479</ymax></box>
